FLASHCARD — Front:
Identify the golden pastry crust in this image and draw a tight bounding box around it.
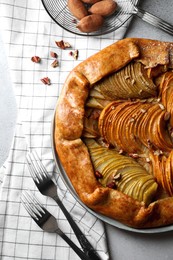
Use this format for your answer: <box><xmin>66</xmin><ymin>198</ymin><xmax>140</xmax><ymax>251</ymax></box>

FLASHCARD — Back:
<box><xmin>54</xmin><ymin>38</ymin><xmax>173</xmax><ymax>228</ymax></box>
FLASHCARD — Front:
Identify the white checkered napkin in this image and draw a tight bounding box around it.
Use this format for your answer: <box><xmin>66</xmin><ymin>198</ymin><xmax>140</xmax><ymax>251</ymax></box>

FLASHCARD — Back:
<box><xmin>0</xmin><ymin>121</ymin><xmax>109</xmax><ymax>260</ymax></box>
<box><xmin>0</xmin><ymin>0</ymin><xmax>132</xmax><ymax>259</ymax></box>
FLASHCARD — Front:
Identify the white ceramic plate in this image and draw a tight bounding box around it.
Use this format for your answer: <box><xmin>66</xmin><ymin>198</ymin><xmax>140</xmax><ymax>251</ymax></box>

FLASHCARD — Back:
<box><xmin>0</xmin><ymin>34</ymin><xmax>17</xmax><ymax>167</ymax></box>
<box><xmin>51</xmin><ymin>113</ymin><xmax>173</xmax><ymax>234</ymax></box>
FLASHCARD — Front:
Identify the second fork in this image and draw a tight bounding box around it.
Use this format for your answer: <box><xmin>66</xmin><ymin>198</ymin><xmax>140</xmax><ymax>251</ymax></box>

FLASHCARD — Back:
<box><xmin>21</xmin><ymin>190</ymin><xmax>91</xmax><ymax>260</ymax></box>
<box><xmin>26</xmin><ymin>151</ymin><xmax>101</xmax><ymax>260</ymax></box>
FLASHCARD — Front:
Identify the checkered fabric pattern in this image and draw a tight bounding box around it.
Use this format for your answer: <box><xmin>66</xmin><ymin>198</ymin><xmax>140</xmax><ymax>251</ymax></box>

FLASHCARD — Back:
<box><xmin>0</xmin><ymin>1</ymin><xmax>131</xmax><ymax>259</ymax></box>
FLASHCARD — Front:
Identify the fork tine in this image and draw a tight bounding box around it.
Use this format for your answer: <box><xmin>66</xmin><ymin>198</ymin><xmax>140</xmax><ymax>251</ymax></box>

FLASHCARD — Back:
<box><xmin>27</xmin><ymin>151</ymin><xmax>50</xmax><ymax>182</ymax></box>
<box><xmin>21</xmin><ymin>191</ymin><xmax>39</xmax><ymax>219</ymax></box>
<box><xmin>32</xmin><ymin>151</ymin><xmax>46</xmax><ymax>175</ymax></box>
<box><xmin>26</xmin><ymin>155</ymin><xmax>38</xmax><ymax>181</ymax></box>
<box><xmin>142</xmin><ymin>10</ymin><xmax>173</xmax><ymax>32</ymax></box>
<box><xmin>21</xmin><ymin>190</ymin><xmax>45</xmax><ymax>220</ymax></box>
<box><xmin>141</xmin><ymin>11</ymin><xmax>173</xmax><ymax>34</ymax></box>
<box><xmin>21</xmin><ymin>191</ymin><xmax>92</xmax><ymax>260</ymax></box>
<box><xmin>136</xmin><ymin>7</ymin><xmax>173</xmax><ymax>36</ymax></box>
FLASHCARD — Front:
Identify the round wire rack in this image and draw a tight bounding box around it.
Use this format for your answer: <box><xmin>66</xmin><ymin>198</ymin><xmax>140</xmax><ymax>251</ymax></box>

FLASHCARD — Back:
<box><xmin>41</xmin><ymin>0</ymin><xmax>138</xmax><ymax>36</ymax></box>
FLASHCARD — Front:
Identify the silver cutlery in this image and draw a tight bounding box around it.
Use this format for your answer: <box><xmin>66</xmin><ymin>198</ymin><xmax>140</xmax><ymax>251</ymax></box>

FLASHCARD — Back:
<box><xmin>119</xmin><ymin>0</ymin><xmax>173</xmax><ymax>36</ymax></box>
<box><xmin>133</xmin><ymin>5</ymin><xmax>173</xmax><ymax>36</ymax></box>
<box><xmin>115</xmin><ymin>0</ymin><xmax>173</xmax><ymax>36</ymax></box>
<box><xmin>26</xmin><ymin>151</ymin><xmax>101</xmax><ymax>260</ymax></box>
<box><xmin>21</xmin><ymin>191</ymin><xmax>91</xmax><ymax>260</ymax></box>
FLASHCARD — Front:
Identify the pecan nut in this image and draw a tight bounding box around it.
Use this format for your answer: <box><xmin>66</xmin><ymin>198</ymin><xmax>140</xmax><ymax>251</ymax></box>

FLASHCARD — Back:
<box><xmin>55</xmin><ymin>40</ymin><xmax>71</xmax><ymax>49</ymax></box>
<box><xmin>31</xmin><ymin>56</ymin><xmax>41</xmax><ymax>63</ymax></box>
<box><xmin>51</xmin><ymin>60</ymin><xmax>59</xmax><ymax>68</ymax></box>
<box><xmin>40</xmin><ymin>77</ymin><xmax>51</xmax><ymax>85</ymax></box>
<box><xmin>50</xmin><ymin>51</ymin><xmax>58</xmax><ymax>58</ymax></box>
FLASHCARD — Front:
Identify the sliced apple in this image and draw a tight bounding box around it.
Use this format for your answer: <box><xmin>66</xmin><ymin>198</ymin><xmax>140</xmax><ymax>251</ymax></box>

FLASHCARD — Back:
<box><xmin>93</xmin><ymin>62</ymin><xmax>157</xmax><ymax>100</ymax></box>
<box><xmin>84</xmin><ymin>138</ymin><xmax>158</xmax><ymax>205</ymax></box>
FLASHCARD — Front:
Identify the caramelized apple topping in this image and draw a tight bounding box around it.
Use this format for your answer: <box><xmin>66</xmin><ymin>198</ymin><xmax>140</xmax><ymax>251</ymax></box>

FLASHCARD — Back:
<box><xmin>83</xmin><ymin>61</ymin><xmax>173</xmax><ymax>204</ymax></box>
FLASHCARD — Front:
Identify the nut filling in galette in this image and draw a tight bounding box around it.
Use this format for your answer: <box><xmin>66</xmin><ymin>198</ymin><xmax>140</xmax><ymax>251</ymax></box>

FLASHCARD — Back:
<box><xmin>54</xmin><ymin>38</ymin><xmax>173</xmax><ymax>228</ymax></box>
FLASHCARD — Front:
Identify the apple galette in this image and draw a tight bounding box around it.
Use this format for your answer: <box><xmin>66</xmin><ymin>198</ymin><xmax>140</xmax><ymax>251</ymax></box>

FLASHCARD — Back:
<box><xmin>54</xmin><ymin>38</ymin><xmax>173</xmax><ymax>228</ymax></box>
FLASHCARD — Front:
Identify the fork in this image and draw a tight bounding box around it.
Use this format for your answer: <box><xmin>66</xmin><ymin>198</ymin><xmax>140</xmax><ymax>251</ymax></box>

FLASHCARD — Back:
<box><xmin>26</xmin><ymin>151</ymin><xmax>101</xmax><ymax>260</ymax></box>
<box><xmin>133</xmin><ymin>5</ymin><xmax>173</xmax><ymax>36</ymax></box>
<box><xmin>21</xmin><ymin>191</ymin><xmax>91</xmax><ymax>260</ymax></box>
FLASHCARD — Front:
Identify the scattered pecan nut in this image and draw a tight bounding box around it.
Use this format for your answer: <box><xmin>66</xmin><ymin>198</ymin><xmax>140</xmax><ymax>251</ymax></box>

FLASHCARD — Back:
<box><xmin>95</xmin><ymin>170</ymin><xmax>103</xmax><ymax>179</ymax></box>
<box><xmin>113</xmin><ymin>172</ymin><xmax>121</xmax><ymax>181</ymax></box>
<box><xmin>40</xmin><ymin>77</ymin><xmax>51</xmax><ymax>85</ymax></box>
<box><xmin>164</xmin><ymin>111</ymin><xmax>171</xmax><ymax>121</ymax></box>
<box><xmin>129</xmin><ymin>153</ymin><xmax>139</xmax><ymax>159</ymax></box>
<box><xmin>69</xmin><ymin>50</ymin><xmax>79</xmax><ymax>60</ymax></box>
<box><xmin>106</xmin><ymin>181</ymin><xmax>116</xmax><ymax>189</ymax></box>
<box><xmin>50</xmin><ymin>51</ymin><xmax>58</xmax><ymax>58</ymax></box>
<box><xmin>31</xmin><ymin>56</ymin><xmax>41</xmax><ymax>63</ymax></box>
<box><xmin>51</xmin><ymin>60</ymin><xmax>59</xmax><ymax>68</ymax></box>
<box><xmin>55</xmin><ymin>40</ymin><xmax>71</xmax><ymax>49</ymax></box>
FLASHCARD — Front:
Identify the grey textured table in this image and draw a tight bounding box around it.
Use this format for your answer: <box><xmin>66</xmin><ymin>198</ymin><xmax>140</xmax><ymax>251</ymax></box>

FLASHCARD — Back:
<box><xmin>1</xmin><ymin>1</ymin><xmax>173</xmax><ymax>259</ymax></box>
